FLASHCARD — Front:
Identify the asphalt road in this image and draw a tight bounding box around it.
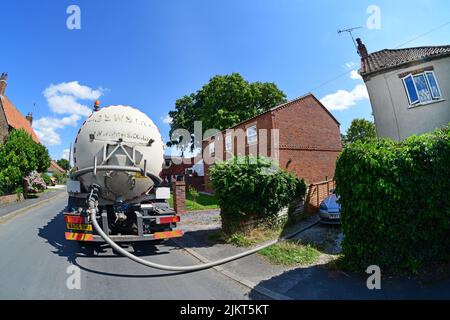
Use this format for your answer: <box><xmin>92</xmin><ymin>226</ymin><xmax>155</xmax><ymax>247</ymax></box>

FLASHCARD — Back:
<box><xmin>0</xmin><ymin>195</ymin><xmax>261</xmax><ymax>300</ymax></box>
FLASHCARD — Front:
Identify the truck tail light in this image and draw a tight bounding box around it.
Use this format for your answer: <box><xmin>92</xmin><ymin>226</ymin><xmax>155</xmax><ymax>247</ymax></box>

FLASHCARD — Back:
<box><xmin>159</xmin><ymin>216</ymin><xmax>180</xmax><ymax>224</ymax></box>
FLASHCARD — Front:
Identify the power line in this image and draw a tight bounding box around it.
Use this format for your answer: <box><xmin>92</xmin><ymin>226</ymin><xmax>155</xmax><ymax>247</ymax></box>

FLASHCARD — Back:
<box><xmin>394</xmin><ymin>20</ymin><xmax>450</xmax><ymax>49</ymax></box>
<box><xmin>308</xmin><ymin>20</ymin><xmax>450</xmax><ymax>94</ymax></box>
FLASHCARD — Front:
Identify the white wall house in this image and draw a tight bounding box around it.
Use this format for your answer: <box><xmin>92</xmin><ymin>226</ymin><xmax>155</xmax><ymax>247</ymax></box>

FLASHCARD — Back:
<box><xmin>357</xmin><ymin>39</ymin><xmax>450</xmax><ymax>141</ymax></box>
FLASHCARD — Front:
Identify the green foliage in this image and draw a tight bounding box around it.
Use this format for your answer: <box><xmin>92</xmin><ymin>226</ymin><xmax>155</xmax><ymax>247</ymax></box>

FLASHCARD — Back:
<box><xmin>259</xmin><ymin>241</ymin><xmax>321</xmax><ymax>266</ymax></box>
<box><xmin>335</xmin><ymin>124</ymin><xmax>450</xmax><ymax>273</ymax></box>
<box><xmin>342</xmin><ymin>118</ymin><xmax>376</xmax><ymax>145</ymax></box>
<box><xmin>169</xmin><ymin>192</ymin><xmax>219</xmax><ymax>211</ymax></box>
<box><xmin>56</xmin><ymin>158</ymin><xmax>70</xmax><ymax>171</ymax></box>
<box><xmin>41</xmin><ymin>173</ymin><xmax>52</xmax><ymax>185</ymax></box>
<box><xmin>168</xmin><ymin>73</ymin><xmax>287</xmax><ymax>151</ymax></box>
<box><xmin>209</xmin><ymin>156</ymin><xmax>306</xmax><ymax>233</ymax></box>
<box><xmin>187</xmin><ymin>186</ymin><xmax>200</xmax><ymax>203</ymax></box>
<box><xmin>53</xmin><ymin>172</ymin><xmax>67</xmax><ymax>185</ymax></box>
<box><xmin>0</xmin><ymin>129</ymin><xmax>51</xmax><ymax>194</ymax></box>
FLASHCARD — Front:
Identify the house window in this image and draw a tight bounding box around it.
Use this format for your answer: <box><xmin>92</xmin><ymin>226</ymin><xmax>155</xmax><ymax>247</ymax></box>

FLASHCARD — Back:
<box><xmin>246</xmin><ymin>125</ymin><xmax>257</xmax><ymax>145</ymax></box>
<box><xmin>225</xmin><ymin>135</ymin><xmax>232</xmax><ymax>151</ymax></box>
<box><xmin>209</xmin><ymin>142</ymin><xmax>215</xmax><ymax>157</ymax></box>
<box><xmin>402</xmin><ymin>71</ymin><xmax>442</xmax><ymax>105</ymax></box>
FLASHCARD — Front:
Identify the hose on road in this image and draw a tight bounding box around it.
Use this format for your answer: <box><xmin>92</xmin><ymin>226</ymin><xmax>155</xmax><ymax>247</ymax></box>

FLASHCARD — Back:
<box><xmin>90</xmin><ymin>209</ymin><xmax>320</xmax><ymax>272</ymax></box>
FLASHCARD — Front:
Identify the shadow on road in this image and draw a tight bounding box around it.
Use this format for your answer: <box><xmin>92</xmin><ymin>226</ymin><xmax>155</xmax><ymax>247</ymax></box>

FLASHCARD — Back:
<box><xmin>37</xmin><ymin>209</ymin><xmax>195</xmax><ymax>278</ymax></box>
<box><xmin>176</xmin><ymin>228</ymin><xmax>223</xmax><ymax>249</ymax></box>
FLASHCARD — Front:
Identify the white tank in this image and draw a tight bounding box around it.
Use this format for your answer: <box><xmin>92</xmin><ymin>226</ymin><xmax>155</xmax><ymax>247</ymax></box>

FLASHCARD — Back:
<box><xmin>73</xmin><ymin>105</ymin><xmax>165</xmax><ymax>202</ymax></box>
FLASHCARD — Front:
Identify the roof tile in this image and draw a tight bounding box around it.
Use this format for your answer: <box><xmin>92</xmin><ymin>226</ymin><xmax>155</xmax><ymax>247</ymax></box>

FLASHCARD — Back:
<box><xmin>360</xmin><ymin>45</ymin><xmax>450</xmax><ymax>76</ymax></box>
<box><xmin>0</xmin><ymin>95</ymin><xmax>40</xmax><ymax>143</ymax></box>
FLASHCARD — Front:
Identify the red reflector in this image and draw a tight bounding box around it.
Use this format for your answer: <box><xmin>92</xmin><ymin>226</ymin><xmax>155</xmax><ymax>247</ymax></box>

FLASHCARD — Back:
<box><xmin>159</xmin><ymin>216</ymin><xmax>180</xmax><ymax>224</ymax></box>
<box><xmin>64</xmin><ymin>215</ymin><xmax>88</xmax><ymax>224</ymax></box>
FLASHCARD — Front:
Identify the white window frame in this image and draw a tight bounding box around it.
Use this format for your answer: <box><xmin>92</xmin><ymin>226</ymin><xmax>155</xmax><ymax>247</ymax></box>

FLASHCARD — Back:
<box><xmin>246</xmin><ymin>125</ymin><xmax>257</xmax><ymax>145</ymax></box>
<box><xmin>225</xmin><ymin>135</ymin><xmax>232</xmax><ymax>152</ymax></box>
<box><xmin>402</xmin><ymin>74</ymin><xmax>420</xmax><ymax>105</ymax></box>
<box><xmin>424</xmin><ymin>71</ymin><xmax>442</xmax><ymax>99</ymax></box>
<box><xmin>208</xmin><ymin>141</ymin><xmax>215</xmax><ymax>157</ymax></box>
<box><xmin>401</xmin><ymin>70</ymin><xmax>443</xmax><ymax>106</ymax></box>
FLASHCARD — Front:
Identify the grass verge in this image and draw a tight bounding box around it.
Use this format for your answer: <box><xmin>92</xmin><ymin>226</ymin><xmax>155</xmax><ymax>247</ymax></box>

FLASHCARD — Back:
<box><xmin>259</xmin><ymin>241</ymin><xmax>321</xmax><ymax>266</ymax></box>
<box><xmin>169</xmin><ymin>192</ymin><xmax>219</xmax><ymax>211</ymax></box>
<box><xmin>208</xmin><ymin>225</ymin><xmax>324</xmax><ymax>267</ymax></box>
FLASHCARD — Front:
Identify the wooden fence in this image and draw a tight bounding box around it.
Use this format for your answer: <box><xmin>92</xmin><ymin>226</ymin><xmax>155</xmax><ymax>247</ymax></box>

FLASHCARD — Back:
<box><xmin>305</xmin><ymin>179</ymin><xmax>336</xmax><ymax>214</ymax></box>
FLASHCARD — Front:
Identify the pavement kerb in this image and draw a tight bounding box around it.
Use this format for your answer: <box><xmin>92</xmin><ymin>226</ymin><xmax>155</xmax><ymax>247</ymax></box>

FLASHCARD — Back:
<box><xmin>172</xmin><ymin>238</ymin><xmax>293</xmax><ymax>301</ymax></box>
<box><xmin>0</xmin><ymin>190</ymin><xmax>66</xmax><ymax>224</ymax></box>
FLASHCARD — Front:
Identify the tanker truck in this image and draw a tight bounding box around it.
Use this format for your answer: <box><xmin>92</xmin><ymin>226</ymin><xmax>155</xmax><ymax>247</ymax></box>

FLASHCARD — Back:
<box><xmin>64</xmin><ymin>103</ymin><xmax>182</xmax><ymax>243</ymax></box>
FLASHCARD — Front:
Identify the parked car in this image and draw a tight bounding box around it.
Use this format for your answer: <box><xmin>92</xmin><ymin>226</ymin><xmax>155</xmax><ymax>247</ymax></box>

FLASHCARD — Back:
<box><xmin>319</xmin><ymin>189</ymin><xmax>341</xmax><ymax>224</ymax></box>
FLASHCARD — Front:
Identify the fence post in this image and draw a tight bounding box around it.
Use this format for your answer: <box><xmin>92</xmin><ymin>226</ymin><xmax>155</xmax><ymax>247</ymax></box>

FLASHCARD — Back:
<box><xmin>172</xmin><ymin>181</ymin><xmax>186</xmax><ymax>214</ymax></box>
<box><xmin>317</xmin><ymin>184</ymin><xmax>320</xmax><ymax>208</ymax></box>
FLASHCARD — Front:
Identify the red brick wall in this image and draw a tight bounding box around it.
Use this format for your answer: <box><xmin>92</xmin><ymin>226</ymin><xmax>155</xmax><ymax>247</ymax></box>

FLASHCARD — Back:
<box><xmin>279</xmin><ymin>149</ymin><xmax>340</xmax><ymax>184</ymax></box>
<box><xmin>0</xmin><ymin>193</ymin><xmax>23</xmax><ymax>205</ymax></box>
<box><xmin>172</xmin><ymin>181</ymin><xmax>186</xmax><ymax>214</ymax></box>
<box><xmin>274</xmin><ymin>95</ymin><xmax>342</xmax><ymax>184</ymax></box>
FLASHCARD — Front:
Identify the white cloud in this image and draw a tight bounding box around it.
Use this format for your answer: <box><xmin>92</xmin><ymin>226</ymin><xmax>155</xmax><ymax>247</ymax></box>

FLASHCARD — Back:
<box><xmin>36</xmin><ymin>81</ymin><xmax>105</xmax><ymax>146</ymax></box>
<box><xmin>43</xmin><ymin>81</ymin><xmax>104</xmax><ymax>116</ymax></box>
<box><xmin>44</xmin><ymin>81</ymin><xmax>103</xmax><ymax>101</ymax></box>
<box><xmin>320</xmin><ymin>84</ymin><xmax>369</xmax><ymax>111</ymax></box>
<box><xmin>345</xmin><ymin>62</ymin><xmax>357</xmax><ymax>69</ymax></box>
<box><xmin>161</xmin><ymin>115</ymin><xmax>173</xmax><ymax>125</ymax></box>
<box><xmin>61</xmin><ymin>149</ymin><xmax>71</xmax><ymax>160</ymax></box>
<box><xmin>350</xmin><ymin>70</ymin><xmax>362</xmax><ymax>80</ymax></box>
<box><xmin>33</xmin><ymin>114</ymin><xmax>81</xmax><ymax>146</ymax></box>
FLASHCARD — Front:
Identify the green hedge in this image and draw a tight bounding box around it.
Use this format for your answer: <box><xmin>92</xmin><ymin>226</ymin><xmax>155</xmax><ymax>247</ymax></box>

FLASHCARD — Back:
<box><xmin>41</xmin><ymin>173</ymin><xmax>52</xmax><ymax>186</ymax></box>
<box><xmin>335</xmin><ymin>124</ymin><xmax>450</xmax><ymax>273</ymax></box>
<box><xmin>209</xmin><ymin>156</ymin><xmax>306</xmax><ymax>233</ymax></box>
<box><xmin>0</xmin><ymin>129</ymin><xmax>51</xmax><ymax>195</ymax></box>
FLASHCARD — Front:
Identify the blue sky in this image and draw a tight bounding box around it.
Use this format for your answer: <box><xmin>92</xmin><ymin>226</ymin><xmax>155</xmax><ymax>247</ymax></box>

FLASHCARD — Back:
<box><xmin>1</xmin><ymin>0</ymin><xmax>449</xmax><ymax>159</ymax></box>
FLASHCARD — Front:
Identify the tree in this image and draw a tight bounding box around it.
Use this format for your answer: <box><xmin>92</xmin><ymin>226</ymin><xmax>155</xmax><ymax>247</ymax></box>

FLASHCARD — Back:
<box><xmin>0</xmin><ymin>129</ymin><xmax>51</xmax><ymax>194</ymax></box>
<box><xmin>343</xmin><ymin>119</ymin><xmax>376</xmax><ymax>145</ymax></box>
<box><xmin>168</xmin><ymin>73</ymin><xmax>287</xmax><ymax>151</ymax></box>
<box><xmin>57</xmin><ymin>158</ymin><xmax>70</xmax><ymax>171</ymax></box>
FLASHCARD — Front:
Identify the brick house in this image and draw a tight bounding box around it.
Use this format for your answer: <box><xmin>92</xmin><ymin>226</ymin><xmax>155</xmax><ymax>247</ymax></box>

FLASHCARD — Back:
<box><xmin>47</xmin><ymin>160</ymin><xmax>65</xmax><ymax>175</ymax></box>
<box><xmin>202</xmin><ymin>93</ymin><xmax>342</xmax><ymax>192</ymax></box>
<box><xmin>0</xmin><ymin>73</ymin><xmax>39</xmax><ymax>143</ymax></box>
<box><xmin>160</xmin><ymin>156</ymin><xmax>205</xmax><ymax>191</ymax></box>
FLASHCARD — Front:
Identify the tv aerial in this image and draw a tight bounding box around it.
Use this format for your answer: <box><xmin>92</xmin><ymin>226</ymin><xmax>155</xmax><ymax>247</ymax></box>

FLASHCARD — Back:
<box><xmin>338</xmin><ymin>26</ymin><xmax>362</xmax><ymax>55</ymax></box>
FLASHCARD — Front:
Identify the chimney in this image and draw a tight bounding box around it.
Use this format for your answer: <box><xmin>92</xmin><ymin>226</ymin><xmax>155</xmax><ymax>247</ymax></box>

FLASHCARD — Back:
<box><xmin>356</xmin><ymin>38</ymin><xmax>369</xmax><ymax>59</ymax></box>
<box><xmin>26</xmin><ymin>112</ymin><xmax>33</xmax><ymax>126</ymax></box>
<box><xmin>0</xmin><ymin>72</ymin><xmax>7</xmax><ymax>96</ymax></box>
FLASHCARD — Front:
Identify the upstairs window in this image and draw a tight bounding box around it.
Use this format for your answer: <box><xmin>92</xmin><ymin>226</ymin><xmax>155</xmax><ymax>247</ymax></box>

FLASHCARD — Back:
<box><xmin>402</xmin><ymin>71</ymin><xmax>442</xmax><ymax>106</ymax></box>
<box><xmin>246</xmin><ymin>125</ymin><xmax>257</xmax><ymax>145</ymax></box>
<box><xmin>208</xmin><ymin>142</ymin><xmax>215</xmax><ymax>157</ymax></box>
<box><xmin>225</xmin><ymin>135</ymin><xmax>232</xmax><ymax>151</ymax></box>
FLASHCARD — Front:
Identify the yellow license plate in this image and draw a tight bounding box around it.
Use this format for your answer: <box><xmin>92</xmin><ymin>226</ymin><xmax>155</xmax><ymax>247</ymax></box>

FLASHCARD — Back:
<box><xmin>66</xmin><ymin>223</ymin><xmax>93</xmax><ymax>231</ymax></box>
